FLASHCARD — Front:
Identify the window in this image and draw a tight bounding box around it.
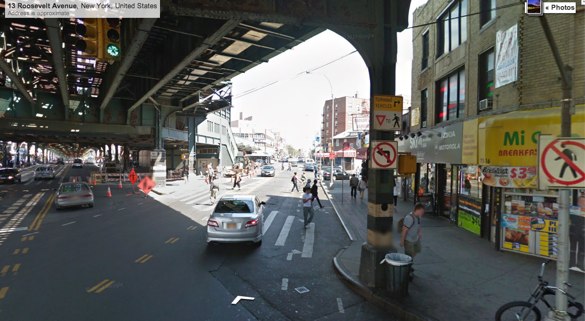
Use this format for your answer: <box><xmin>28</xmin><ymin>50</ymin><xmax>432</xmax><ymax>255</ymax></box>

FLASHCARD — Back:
<box><xmin>422</xmin><ymin>31</ymin><xmax>429</xmax><ymax>70</ymax></box>
<box><xmin>207</xmin><ymin>121</ymin><xmax>213</xmax><ymax>132</ymax></box>
<box><xmin>436</xmin><ymin>69</ymin><xmax>465</xmax><ymax>123</ymax></box>
<box><xmin>478</xmin><ymin>49</ymin><xmax>495</xmax><ymax>106</ymax></box>
<box><xmin>437</xmin><ymin>0</ymin><xmax>468</xmax><ymax>56</ymax></box>
<box><xmin>420</xmin><ymin>89</ymin><xmax>428</xmax><ymax>128</ymax></box>
<box><xmin>480</xmin><ymin>0</ymin><xmax>496</xmax><ymax>27</ymax></box>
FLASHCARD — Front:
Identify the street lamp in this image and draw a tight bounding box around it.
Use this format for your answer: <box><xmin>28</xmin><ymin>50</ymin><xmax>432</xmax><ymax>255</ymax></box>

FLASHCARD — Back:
<box><xmin>306</xmin><ymin>71</ymin><xmax>334</xmax><ymax>184</ymax></box>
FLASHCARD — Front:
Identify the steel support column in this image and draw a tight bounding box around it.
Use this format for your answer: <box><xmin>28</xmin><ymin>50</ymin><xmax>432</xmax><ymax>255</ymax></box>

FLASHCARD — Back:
<box><xmin>188</xmin><ymin>115</ymin><xmax>206</xmax><ymax>177</ymax></box>
<box><xmin>45</xmin><ymin>19</ymin><xmax>70</xmax><ymax>120</ymax></box>
<box><xmin>358</xmin><ymin>0</ymin><xmax>409</xmax><ymax>289</ymax></box>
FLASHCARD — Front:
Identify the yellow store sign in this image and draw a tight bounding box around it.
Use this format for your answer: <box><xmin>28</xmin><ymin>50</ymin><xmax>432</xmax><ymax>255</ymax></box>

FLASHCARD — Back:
<box><xmin>478</xmin><ymin>106</ymin><xmax>585</xmax><ymax>166</ymax></box>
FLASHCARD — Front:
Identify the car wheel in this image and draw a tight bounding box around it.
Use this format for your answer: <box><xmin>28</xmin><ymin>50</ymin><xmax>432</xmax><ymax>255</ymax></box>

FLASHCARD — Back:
<box><xmin>253</xmin><ymin>239</ymin><xmax>262</xmax><ymax>247</ymax></box>
<box><xmin>88</xmin><ymin>203</ymin><xmax>94</xmax><ymax>208</ymax></box>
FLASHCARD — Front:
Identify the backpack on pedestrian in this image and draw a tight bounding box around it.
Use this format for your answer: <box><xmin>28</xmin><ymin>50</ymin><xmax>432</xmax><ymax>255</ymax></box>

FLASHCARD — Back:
<box><xmin>397</xmin><ymin>213</ymin><xmax>415</xmax><ymax>233</ymax></box>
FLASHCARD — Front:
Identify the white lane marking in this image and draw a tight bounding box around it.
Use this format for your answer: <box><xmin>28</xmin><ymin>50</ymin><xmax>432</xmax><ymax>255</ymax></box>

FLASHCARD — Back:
<box><xmin>262</xmin><ymin>211</ymin><xmax>278</xmax><ymax>235</ymax></box>
<box><xmin>281</xmin><ymin>278</ymin><xmax>288</xmax><ymax>291</ymax></box>
<box><xmin>275</xmin><ymin>216</ymin><xmax>295</xmax><ymax>246</ymax></box>
<box><xmin>117</xmin><ymin>208</ymin><xmax>126</xmax><ymax>211</ymax></box>
<box><xmin>337</xmin><ymin>298</ymin><xmax>345</xmax><ymax>313</ymax></box>
<box><xmin>286</xmin><ymin>253</ymin><xmax>293</xmax><ymax>261</ymax></box>
<box><xmin>93</xmin><ymin>214</ymin><xmax>102</xmax><ymax>218</ymax></box>
<box><xmin>62</xmin><ymin>221</ymin><xmax>76</xmax><ymax>227</ymax></box>
<box><xmin>0</xmin><ymin>227</ymin><xmax>28</xmax><ymax>233</ymax></box>
<box><xmin>301</xmin><ymin>223</ymin><xmax>315</xmax><ymax>258</ymax></box>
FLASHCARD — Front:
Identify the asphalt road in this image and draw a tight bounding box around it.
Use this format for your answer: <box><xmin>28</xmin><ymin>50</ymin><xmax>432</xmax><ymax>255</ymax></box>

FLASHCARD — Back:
<box><xmin>0</xmin><ymin>165</ymin><xmax>393</xmax><ymax>321</ymax></box>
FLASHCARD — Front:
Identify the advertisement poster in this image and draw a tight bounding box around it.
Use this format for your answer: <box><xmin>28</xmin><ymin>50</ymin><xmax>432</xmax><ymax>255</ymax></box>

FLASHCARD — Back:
<box><xmin>458</xmin><ymin>195</ymin><xmax>482</xmax><ymax>235</ymax></box>
<box><xmin>536</xmin><ymin>232</ymin><xmax>558</xmax><ymax>258</ymax></box>
<box><xmin>481</xmin><ymin>166</ymin><xmax>537</xmax><ymax>189</ymax></box>
<box><xmin>502</xmin><ymin>214</ymin><xmax>531</xmax><ymax>253</ymax></box>
<box><xmin>495</xmin><ymin>24</ymin><xmax>518</xmax><ymax>88</ymax></box>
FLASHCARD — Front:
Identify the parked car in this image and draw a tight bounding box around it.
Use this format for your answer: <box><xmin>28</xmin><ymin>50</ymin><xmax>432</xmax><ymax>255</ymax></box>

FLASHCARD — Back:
<box><xmin>304</xmin><ymin>163</ymin><xmax>315</xmax><ymax>172</ymax></box>
<box><xmin>207</xmin><ymin>195</ymin><xmax>265</xmax><ymax>246</ymax></box>
<box><xmin>102</xmin><ymin>162</ymin><xmax>121</xmax><ymax>173</ymax></box>
<box><xmin>34</xmin><ymin>166</ymin><xmax>56</xmax><ymax>180</ymax></box>
<box><xmin>72</xmin><ymin>159</ymin><xmax>83</xmax><ymax>168</ymax></box>
<box><xmin>0</xmin><ymin>168</ymin><xmax>21</xmax><ymax>184</ymax></box>
<box><xmin>55</xmin><ymin>182</ymin><xmax>94</xmax><ymax>209</ymax></box>
<box><xmin>322</xmin><ymin>167</ymin><xmax>350</xmax><ymax>180</ymax></box>
<box><xmin>260</xmin><ymin>165</ymin><xmax>275</xmax><ymax>177</ymax></box>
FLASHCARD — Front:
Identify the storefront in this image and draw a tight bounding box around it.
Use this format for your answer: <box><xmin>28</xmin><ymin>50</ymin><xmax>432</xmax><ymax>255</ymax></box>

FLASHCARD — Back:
<box><xmin>398</xmin><ymin>122</ymin><xmax>465</xmax><ymax>220</ymax></box>
<box><xmin>478</xmin><ymin>106</ymin><xmax>585</xmax><ymax>269</ymax></box>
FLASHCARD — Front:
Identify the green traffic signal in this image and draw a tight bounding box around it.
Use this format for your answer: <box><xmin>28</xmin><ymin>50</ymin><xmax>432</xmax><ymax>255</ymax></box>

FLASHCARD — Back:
<box><xmin>106</xmin><ymin>44</ymin><xmax>120</xmax><ymax>57</ymax></box>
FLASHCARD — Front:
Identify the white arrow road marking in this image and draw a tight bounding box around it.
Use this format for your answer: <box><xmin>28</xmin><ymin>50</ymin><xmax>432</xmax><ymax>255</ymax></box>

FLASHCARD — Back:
<box><xmin>281</xmin><ymin>278</ymin><xmax>288</xmax><ymax>291</ymax></box>
<box><xmin>231</xmin><ymin>295</ymin><xmax>254</xmax><ymax>305</ymax></box>
<box><xmin>286</xmin><ymin>253</ymin><xmax>293</xmax><ymax>261</ymax></box>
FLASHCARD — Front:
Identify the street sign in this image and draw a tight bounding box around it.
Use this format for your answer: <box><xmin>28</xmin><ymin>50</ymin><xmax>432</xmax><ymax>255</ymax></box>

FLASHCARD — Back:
<box><xmin>138</xmin><ymin>176</ymin><xmax>156</xmax><ymax>194</ymax></box>
<box><xmin>128</xmin><ymin>168</ymin><xmax>138</xmax><ymax>185</ymax></box>
<box><xmin>373</xmin><ymin>95</ymin><xmax>402</xmax><ymax>131</ymax></box>
<box><xmin>538</xmin><ymin>136</ymin><xmax>585</xmax><ymax>189</ymax></box>
<box><xmin>329</xmin><ymin>153</ymin><xmax>335</xmax><ymax>160</ymax></box>
<box><xmin>370</xmin><ymin>141</ymin><xmax>398</xmax><ymax>169</ymax></box>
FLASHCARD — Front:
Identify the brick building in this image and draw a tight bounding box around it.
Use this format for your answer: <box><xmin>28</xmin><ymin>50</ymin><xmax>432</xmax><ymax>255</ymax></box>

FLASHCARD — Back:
<box><xmin>402</xmin><ymin>0</ymin><xmax>585</xmax><ymax>267</ymax></box>
<box><xmin>320</xmin><ymin>96</ymin><xmax>369</xmax><ymax>152</ymax></box>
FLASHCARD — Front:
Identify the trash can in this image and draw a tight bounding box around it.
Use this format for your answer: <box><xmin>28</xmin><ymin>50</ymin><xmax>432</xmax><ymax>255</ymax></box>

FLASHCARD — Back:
<box><xmin>380</xmin><ymin>253</ymin><xmax>412</xmax><ymax>297</ymax></box>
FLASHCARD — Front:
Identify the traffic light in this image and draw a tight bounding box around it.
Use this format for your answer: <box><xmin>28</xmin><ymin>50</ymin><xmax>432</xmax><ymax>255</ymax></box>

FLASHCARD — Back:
<box><xmin>101</xmin><ymin>18</ymin><xmax>121</xmax><ymax>62</ymax></box>
<box><xmin>75</xmin><ymin>19</ymin><xmax>101</xmax><ymax>58</ymax></box>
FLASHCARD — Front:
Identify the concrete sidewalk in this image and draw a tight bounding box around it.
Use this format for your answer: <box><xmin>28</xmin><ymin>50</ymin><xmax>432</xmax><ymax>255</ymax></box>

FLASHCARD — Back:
<box><xmin>322</xmin><ymin>181</ymin><xmax>585</xmax><ymax>321</ymax></box>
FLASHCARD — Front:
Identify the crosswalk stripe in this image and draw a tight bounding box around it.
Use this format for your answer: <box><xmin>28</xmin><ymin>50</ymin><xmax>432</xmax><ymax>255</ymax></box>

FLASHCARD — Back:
<box><xmin>263</xmin><ymin>211</ymin><xmax>278</xmax><ymax>235</ymax></box>
<box><xmin>275</xmin><ymin>216</ymin><xmax>295</xmax><ymax>246</ymax></box>
<box><xmin>301</xmin><ymin>223</ymin><xmax>315</xmax><ymax>258</ymax></box>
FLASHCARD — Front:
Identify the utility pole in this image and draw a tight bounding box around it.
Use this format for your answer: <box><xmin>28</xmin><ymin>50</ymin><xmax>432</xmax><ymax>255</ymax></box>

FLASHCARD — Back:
<box><xmin>540</xmin><ymin>16</ymin><xmax>573</xmax><ymax>321</ymax></box>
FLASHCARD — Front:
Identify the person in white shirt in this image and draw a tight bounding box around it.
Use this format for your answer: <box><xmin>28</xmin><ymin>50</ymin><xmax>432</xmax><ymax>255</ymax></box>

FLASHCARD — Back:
<box><xmin>393</xmin><ymin>182</ymin><xmax>399</xmax><ymax>206</ymax></box>
<box><xmin>302</xmin><ymin>187</ymin><xmax>315</xmax><ymax>228</ymax></box>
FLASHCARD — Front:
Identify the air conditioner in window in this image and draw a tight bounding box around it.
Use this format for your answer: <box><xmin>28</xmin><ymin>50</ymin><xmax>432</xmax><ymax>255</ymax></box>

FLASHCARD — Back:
<box><xmin>479</xmin><ymin>99</ymin><xmax>493</xmax><ymax>111</ymax></box>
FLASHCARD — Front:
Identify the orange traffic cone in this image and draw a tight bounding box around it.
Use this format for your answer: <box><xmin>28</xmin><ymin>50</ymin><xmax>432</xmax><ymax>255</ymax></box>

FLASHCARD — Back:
<box><xmin>118</xmin><ymin>179</ymin><xmax>123</xmax><ymax>189</ymax></box>
<box><xmin>106</xmin><ymin>187</ymin><xmax>112</xmax><ymax>198</ymax></box>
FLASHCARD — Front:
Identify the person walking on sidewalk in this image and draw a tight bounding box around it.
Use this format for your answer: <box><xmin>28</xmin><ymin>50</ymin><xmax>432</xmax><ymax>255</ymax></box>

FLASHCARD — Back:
<box><xmin>358</xmin><ymin>177</ymin><xmax>367</xmax><ymax>200</ymax></box>
<box><xmin>400</xmin><ymin>203</ymin><xmax>425</xmax><ymax>279</ymax></box>
<box><xmin>232</xmin><ymin>172</ymin><xmax>241</xmax><ymax>190</ymax></box>
<box><xmin>291</xmin><ymin>172</ymin><xmax>300</xmax><ymax>192</ymax></box>
<box><xmin>209</xmin><ymin>176</ymin><xmax>220</xmax><ymax>204</ymax></box>
<box><xmin>393</xmin><ymin>181</ymin><xmax>399</xmax><ymax>206</ymax></box>
<box><xmin>310</xmin><ymin>179</ymin><xmax>324</xmax><ymax>209</ymax></box>
<box><xmin>349</xmin><ymin>174</ymin><xmax>359</xmax><ymax>198</ymax></box>
<box><xmin>302</xmin><ymin>187</ymin><xmax>315</xmax><ymax>228</ymax></box>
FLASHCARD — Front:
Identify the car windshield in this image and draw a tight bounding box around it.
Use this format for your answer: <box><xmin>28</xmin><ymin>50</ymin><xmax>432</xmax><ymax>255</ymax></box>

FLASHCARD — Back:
<box><xmin>262</xmin><ymin>166</ymin><xmax>274</xmax><ymax>170</ymax></box>
<box><xmin>36</xmin><ymin>167</ymin><xmax>49</xmax><ymax>171</ymax></box>
<box><xmin>214</xmin><ymin>199</ymin><xmax>254</xmax><ymax>213</ymax></box>
<box><xmin>74</xmin><ymin>159</ymin><xmax>82</xmax><ymax>163</ymax></box>
<box><xmin>60</xmin><ymin>184</ymin><xmax>89</xmax><ymax>193</ymax></box>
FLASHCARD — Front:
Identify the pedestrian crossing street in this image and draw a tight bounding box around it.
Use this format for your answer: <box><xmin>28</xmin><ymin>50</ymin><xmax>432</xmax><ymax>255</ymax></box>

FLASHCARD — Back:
<box><xmin>153</xmin><ymin>178</ymin><xmax>328</xmax><ymax>259</ymax></box>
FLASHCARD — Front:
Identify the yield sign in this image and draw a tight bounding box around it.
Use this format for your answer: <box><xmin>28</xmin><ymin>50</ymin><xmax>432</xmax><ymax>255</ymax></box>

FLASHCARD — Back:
<box><xmin>370</xmin><ymin>141</ymin><xmax>398</xmax><ymax>170</ymax></box>
<box><xmin>538</xmin><ymin>136</ymin><xmax>585</xmax><ymax>189</ymax></box>
<box><xmin>376</xmin><ymin>115</ymin><xmax>386</xmax><ymax>126</ymax></box>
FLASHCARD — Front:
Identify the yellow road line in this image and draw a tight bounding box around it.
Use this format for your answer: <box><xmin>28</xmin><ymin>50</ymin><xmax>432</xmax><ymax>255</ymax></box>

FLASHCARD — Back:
<box><xmin>12</xmin><ymin>249</ymin><xmax>21</xmax><ymax>255</ymax></box>
<box><xmin>87</xmin><ymin>279</ymin><xmax>111</xmax><ymax>293</ymax></box>
<box><xmin>29</xmin><ymin>194</ymin><xmax>52</xmax><ymax>231</ymax></box>
<box><xmin>0</xmin><ymin>265</ymin><xmax>9</xmax><ymax>275</ymax></box>
<box><xmin>134</xmin><ymin>254</ymin><xmax>148</xmax><ymax>263</ymax></box>
<box><xmin>28</xmin><ymin>236</ymin><xmax>35</xmax><ymax>241</ymax></box>
<box><xmin>21</xmin><ymin>248</ymin><xmax>29</xmax><ymax>254</ymax></box>
<box><xmin>139</xmin><ymin>255</ymin><xmax>153</xmax><ymax>264</ymax></box>
<box><xmin>30</xmin><ymin>194</ymin><xmax>55</xmax><ymax>231</ymax></box>
<box><xmin>170</xmin><ymin>237</ymin><xmax>180</xmax><ymax>244</ymax></box>
<box><xmin>12</xmin><ymin>264</ymin><xmax>21</xmax><ymax>273</ymax></box>
<box><xmin>94</xmin><ymin>280</ymin><xmax>114</xmax><ymax>294</ymax></box>
<box><xmin>0</xmin><ymin>287</ymin><xmax>8</xmax><ymax>299</ymax></box>
<box><xmin>20</xmin><ymin>236</ymin><xmax>26</xmax><ymax>242</ymax></box>
<box><xmin>187</xmin><ymin>226</ymin><xmax>196</xmax><ymax>230</ymax></box>
<box><xmin>165</xmin><ymin>237</ymin><xmax>174</xmax><ymax>244</ymax></box>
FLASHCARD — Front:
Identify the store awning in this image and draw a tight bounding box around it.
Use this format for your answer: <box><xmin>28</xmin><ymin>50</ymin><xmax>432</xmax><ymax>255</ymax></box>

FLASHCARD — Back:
<box><xmin>336</xmin><ymin>149</ymin><xmax>356</xmax><ymax>158</ymax></box>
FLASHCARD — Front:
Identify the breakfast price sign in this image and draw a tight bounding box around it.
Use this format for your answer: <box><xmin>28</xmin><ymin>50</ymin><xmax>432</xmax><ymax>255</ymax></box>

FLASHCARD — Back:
<box><xmin>481</xmin><ymin>166</ymin><xmax>537</xmax><ymax>188</ymax></box>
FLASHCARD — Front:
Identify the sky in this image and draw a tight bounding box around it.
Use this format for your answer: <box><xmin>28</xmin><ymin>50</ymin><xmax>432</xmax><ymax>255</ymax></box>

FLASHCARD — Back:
<box><xmin>231</xmin><ymin>0</ymin><xmax>428</xmax><ymax>149</ymax></box>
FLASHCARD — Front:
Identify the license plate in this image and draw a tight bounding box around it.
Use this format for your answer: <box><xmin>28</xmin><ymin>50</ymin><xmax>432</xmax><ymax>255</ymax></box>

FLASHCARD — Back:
<box><xmin>226</xmin><ymin>223</ymin><xmax>237</xmax><ymax>229</ymax></box>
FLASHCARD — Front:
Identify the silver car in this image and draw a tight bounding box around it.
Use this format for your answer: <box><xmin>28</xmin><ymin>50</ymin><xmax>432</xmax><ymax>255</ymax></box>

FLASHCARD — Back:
<box><xmin>260</xmin><ymin>165</ymin><xmax>275</xmax><ymax>177</ymax></box>
<box><xmin>34</xmin><ymin>166</ymin><xmax>56</xmax><ymax>180</ymax></box>
<box><xmin>207</xmin><ymin>195</ymin><xmax>265</xmax><ymax>245</ymax></box>
<box><xmin>55</xmin><ymin>182</ymin><xmax>94</xmax><ymax>209</ymax></box>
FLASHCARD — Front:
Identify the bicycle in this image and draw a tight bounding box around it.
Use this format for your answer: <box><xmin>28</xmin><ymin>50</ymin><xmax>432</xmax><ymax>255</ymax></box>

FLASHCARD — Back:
<box><xmin>495</xmin><ymin>260</ymin><xmax>584</xmax><ymax>321</ymax></box>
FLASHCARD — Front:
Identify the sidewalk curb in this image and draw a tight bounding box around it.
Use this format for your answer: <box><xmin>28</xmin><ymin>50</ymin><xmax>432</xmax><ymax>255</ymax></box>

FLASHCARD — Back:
<box><xmin>332</xmin><ymin>247</ymin><xmax>438</xmax><ymax>321</ymax></box>
<box><xmin>320</xmin><ymin>182</ymin><xmax>355</xmax><ymax>241</ymax></box>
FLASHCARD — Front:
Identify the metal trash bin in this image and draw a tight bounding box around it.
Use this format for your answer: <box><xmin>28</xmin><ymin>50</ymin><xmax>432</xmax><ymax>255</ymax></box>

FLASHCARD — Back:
<box><xmin>380</xmin><ymin>253</ymin><xmax>412</xmax><ymax>297</ymax></box>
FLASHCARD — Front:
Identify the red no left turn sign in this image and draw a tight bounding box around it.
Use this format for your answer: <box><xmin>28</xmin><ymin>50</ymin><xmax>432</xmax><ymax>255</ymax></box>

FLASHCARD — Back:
<box><xmin>371</xmin><ymin>141</ymin><xmax>397</xmax><ymax>169</ymax></box>
<box><xmin>538</xmin><ymin>136</ymin><xmax>585</xmax><ymax>189</ymax></box>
